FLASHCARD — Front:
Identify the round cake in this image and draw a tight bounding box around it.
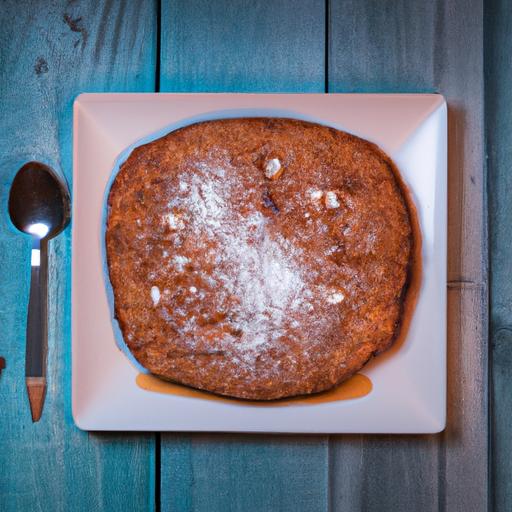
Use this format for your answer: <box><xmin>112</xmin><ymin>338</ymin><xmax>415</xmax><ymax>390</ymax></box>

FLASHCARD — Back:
<box><xmin>106</xmin><ymin>118</ymin><xmax>415</xmax><ymax>400</ymax></box>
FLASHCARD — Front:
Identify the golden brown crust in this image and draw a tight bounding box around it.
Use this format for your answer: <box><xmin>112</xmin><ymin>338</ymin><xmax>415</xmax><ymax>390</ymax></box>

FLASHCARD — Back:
<box><xmin>106</xmin><ymin>118</ymin><xmax>414</xmax><ymax>400</ymax></box>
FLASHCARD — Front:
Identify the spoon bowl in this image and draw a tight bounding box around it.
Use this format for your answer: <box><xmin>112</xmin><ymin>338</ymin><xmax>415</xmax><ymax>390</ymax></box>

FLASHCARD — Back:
<box><xmin>8</xmin><ymin>161</ymin><xmax>70</xmax><ymax>241</ymax></box>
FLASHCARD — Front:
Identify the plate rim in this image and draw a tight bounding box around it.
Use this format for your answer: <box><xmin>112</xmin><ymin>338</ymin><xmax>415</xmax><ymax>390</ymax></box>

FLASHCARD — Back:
<box><xmin>72</xmin><ymin>92</ymin><xmax>447</xmax><ymax>433</ymax></box>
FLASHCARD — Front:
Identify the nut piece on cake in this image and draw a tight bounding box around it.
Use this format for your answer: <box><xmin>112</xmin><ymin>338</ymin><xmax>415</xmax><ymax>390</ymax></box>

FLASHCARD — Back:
<box><xmin>264</xmin><ymin>158</ymin><xmax>284</xmax><ymax>180</ymax></box>
<box><xmin>325</xmin><ymin>191</ymin><xmax>341</xmax><ymax>209</ymax></box>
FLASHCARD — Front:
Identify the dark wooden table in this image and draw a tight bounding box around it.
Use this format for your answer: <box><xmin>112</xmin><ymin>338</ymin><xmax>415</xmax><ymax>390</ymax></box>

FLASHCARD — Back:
<box><xmin>0</xmin><ymin>1</ymin><xmax>507</xmax><ymax>510</ymax></box>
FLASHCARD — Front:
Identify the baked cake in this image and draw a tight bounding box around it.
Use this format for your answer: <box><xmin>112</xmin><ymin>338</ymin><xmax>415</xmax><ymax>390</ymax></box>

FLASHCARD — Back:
<box><xmin>106</xmin><ymin>118</ymin><xmax>415</xmax><ymax>400</ymax></box>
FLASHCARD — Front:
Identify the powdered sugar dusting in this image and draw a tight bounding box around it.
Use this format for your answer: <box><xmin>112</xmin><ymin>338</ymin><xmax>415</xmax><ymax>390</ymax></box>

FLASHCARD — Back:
<box><xmin>163</xmin><ymin>155</ymin><xmax>320</xmax><ymax>365</ymax></box>
<box><xmin>164</xmin><ymin>212</ymin><xmax>184</xmax><ymax>230</ymax></box>
<box><xmin>326</xmin><ymin>290</ymin><xmax>345</xmax><ymax>304</ymax></box>
<box><xmin>173</xmin><ymin>255</ymin><xmax>189</xmax><ymax>272</ymax></box>
<box><xmin>325</xmin><ymin>191</ymin><xmax>340</xmax><ymax>209</ymax></box>
<box><xmin>310</xmin><ymin>189</ymin><xmax>323</xmax><ymax>201</ymax></box>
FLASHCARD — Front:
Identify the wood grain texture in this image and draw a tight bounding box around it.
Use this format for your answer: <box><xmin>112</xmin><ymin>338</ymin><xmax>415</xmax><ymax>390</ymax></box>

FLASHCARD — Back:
<box><xmin>328</xmin><ymin>435</ymin><xmax>440</xmax><ymax>511</ymax></box>
<box><xmin>328</xmin><ymin>1</ymin><xmax>487</xmax><ymax>511</ymax></box>
<box><xmin>159</xmin><ymin>1</ymin><xmax>328</xmax><ymax>511</ymax></box>
<box><xmin>486</xmin><ymin>0</ymin><xmax>512</xmax><ymax>510</ymax></box>
<box><xmin>487</xmin><ymin>0</ymin><xmax>512</xmax><ymax>326</ymax></box>
<box><xmin>163</xmin><ymin>435</ymin><xmax>328</xmax><ymax>512</ymax></box>
<box><xmin>160</xmin><ymin>0</ymin><xmax>325</xmax><ymax>92</ymax></box>
<box><xmin>0</xmin><ymin>1</ymin><xmax>156</xmax><ymax>510</ymax></box>
<box><xmin>444</xmin><ymin>284</ymin><xmax>487</xmax><ymax>511</ymax></box>
<box><xmin>329</xmin><ymin>0</ymin><xmax>485</xmax><ymax>283</ymax></box>
<box><xmin>491</xmin><ymin>329</ymin><xmax>512</xmax><ymax>511</ymax></box>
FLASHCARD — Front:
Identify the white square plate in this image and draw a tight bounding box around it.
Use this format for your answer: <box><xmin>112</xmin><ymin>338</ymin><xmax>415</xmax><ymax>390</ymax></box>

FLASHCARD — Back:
<box><xmin>72</xmin><ymin>93</ymin><xmax>446</xmax><ymax>432</ymax></box>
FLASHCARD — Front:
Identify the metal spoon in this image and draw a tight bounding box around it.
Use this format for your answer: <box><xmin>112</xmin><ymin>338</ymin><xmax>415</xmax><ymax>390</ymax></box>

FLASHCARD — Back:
<box><xmin>8</xmin><ymin>161</ymin><xmax>70</xmax><ymax>422</ymax></box>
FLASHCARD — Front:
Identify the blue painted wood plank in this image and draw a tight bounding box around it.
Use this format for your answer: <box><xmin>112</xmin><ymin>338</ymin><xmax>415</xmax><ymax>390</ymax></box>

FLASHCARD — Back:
<box><xmin>163</xmin><ymin>435</ymin><xmax>328</xmax><ymax>512</ymax></box>
<box><xmin>486</xmin><ymin>0</ymin><xmax>512</xmax><ymax>509</ymax></box>
<box><xmin>159</xmin><ymin>1</ymin><xmax>328</xmax><ymax>511</ymax></box>
<box><xmin>491</xmin><ymin>329</ymin><xmax>512</xmax><ymax>511</ymax></box>
<box><xmin>486</xmin><ymin>0</ymin><xmax>512</xmax><ymax>330</ymax></box>
<box><xmin>328</xmin><ymin>1</ymin><xmax>487</xmax><ymax>511</ymax></box>
<box><xmin>160</xmin><ymin>0</ymin><xmax>325</xmax><ymax>92</ymax></box>
<box><xmin>0</xmin><ymin>1</ymin><xmax>156</xmax><ymax>511</ymax></box>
